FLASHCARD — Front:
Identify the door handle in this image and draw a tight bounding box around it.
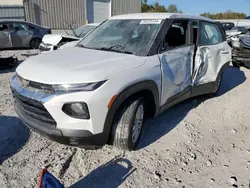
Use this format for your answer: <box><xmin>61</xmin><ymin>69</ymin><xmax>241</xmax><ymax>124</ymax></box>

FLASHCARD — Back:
<box><xmin>221</xmin><ymin>50</ymin><xmax>230</xmax><ymax>54</ymax></box>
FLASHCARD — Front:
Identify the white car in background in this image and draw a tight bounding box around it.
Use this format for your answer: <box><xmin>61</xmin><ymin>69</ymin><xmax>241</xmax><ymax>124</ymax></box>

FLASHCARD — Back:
<box><xmin>39</xmin><ymin>23</ymin><xmax>100</xmax><ymax>52</ymax></box>
<box><xmin>12</xmin><ymin>13</ymin><xmax>231</xmax><ymax>151</ymax></box>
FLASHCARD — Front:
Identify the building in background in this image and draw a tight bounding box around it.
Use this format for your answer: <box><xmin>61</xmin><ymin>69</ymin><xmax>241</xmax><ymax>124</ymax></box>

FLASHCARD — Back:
<box><xmin>0</xmin><ymin>0</ymin><xmax>23</xmax><ymax>5</ymax></box>
<box><xmin>0</xmin><ymin>0</ymin><xmax>24</xmax><ymax>20</ymax></box>
<box><xmin>23</xmin><ymin>0</ymin><xmax>141</xmax><ymax>29</ymax></box>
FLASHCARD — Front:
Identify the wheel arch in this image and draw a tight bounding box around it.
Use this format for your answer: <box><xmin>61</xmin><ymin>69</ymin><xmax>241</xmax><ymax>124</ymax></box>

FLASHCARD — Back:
<box><xmin>102</xmin><ymin>80</ymin><xmax>160</xmax><ymax>144</ymax></box>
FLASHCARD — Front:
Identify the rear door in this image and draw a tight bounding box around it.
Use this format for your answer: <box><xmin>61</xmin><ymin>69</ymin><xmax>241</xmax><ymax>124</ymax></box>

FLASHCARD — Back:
<box><xmin>0</xmin><ymin>22</ymin><xmax>12</xmax><ymax>49</ymax></box>
<box><xmin>10</xmin><ymin>22</ymin><xmax>34</xmax><ymax>48</ymax></box>
<box><xmin>158</xmin><ymin>20</ymin><xmax>195</xmax><ymax>106</ymax></box>
<box><xmin>193</xmin><ymin>21</ymin><xmax>231</xmax><ymax>87</ymax></box>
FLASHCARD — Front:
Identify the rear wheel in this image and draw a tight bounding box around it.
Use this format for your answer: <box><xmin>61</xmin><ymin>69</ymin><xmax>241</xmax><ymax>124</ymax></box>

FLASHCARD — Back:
<box><xmin>111</xmin><ymin>97</ymin><xmax>145</xmax><ymax>151</ymax></box>
<box><xmin>232</xmin><ymin>60</ymin><xmax>240</xmax><ymax>68</ymax></box>
<box><xmin>208</xmin><ymin>72</ymin><xmax>223</xmax><ymax>97</ymax></box>
<box><xmin>30</xmin><ymin>38</ymin><xmax>41</xmax><ymax>49</ymax></box>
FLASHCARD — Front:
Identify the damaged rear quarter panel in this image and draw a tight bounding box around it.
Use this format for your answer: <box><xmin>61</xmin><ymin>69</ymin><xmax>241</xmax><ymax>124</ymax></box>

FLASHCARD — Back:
<box><xmin>194</xmin><ymin>41</ymin><xmax>231</xmax><ymax>85</ymax></box>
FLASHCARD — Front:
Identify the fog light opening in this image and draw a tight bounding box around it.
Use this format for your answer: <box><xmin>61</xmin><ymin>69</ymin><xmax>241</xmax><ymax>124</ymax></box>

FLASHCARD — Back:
<box><xmin>62</xmin><ymin>102</ymin><xmax>90</xmax><ymax>119</ymax></box>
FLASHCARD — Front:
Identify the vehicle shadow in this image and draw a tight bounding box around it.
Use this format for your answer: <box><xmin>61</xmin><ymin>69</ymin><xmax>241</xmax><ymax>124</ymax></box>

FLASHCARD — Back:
<box><xmin>0</xmin><ymin>60</ymin><xmax>24</xmax><ymax>74</ymax></box>
<box><xmin>70</xmin><ymin>156</ymin><xmax>136</xmax><ymax>188</ymax></box>
<box><xmin>138</xmin><ymin>66</ymin><xmax>246</xmax><ymax>149</ymax></box>
<box><xmin>217</xmin><ymin>66</ymin><xmax>246</xmax><ymax>96</ymax></box>
<box><xmin>0</xmin><ymin>116</ymin><xmax>30</xmax><ymax>164</ymax></box>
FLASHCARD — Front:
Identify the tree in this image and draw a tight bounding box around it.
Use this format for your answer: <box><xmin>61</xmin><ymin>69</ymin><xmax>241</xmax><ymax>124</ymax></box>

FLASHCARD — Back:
<box><xmin>153</xmin><ymin>2</ymin><xmax>167</xmax><ymax>12</ymax></box>
<box><xmin>200</xmin><ymin>10</ymin><xmax>247</xmax><ymax>19</ymax></box>
<box><xmin>167</xmin><ymin>4</ymin><xmax>177</xmax><ymax>13</ymax></box>
<box><xmin>141</xmin><ymin>1</ymin><xmax>182</xmax><ymax>13</ymax></box>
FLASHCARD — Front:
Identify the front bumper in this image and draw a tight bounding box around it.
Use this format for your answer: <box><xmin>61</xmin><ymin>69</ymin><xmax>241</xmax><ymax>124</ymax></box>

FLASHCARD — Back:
<box><xmin>38</xmin><ymin>43</ymin><xmax>54</xmax><ymax>52</ymax></box>
<box><xmin>15</xmin><ymin>103</ymin><xmax>104</xmax><ymax>147</ymax></box>
<box><xmin>11</xmin><ymin>75</ymin><xmax>109</xmax><ymax>147</ymax></box>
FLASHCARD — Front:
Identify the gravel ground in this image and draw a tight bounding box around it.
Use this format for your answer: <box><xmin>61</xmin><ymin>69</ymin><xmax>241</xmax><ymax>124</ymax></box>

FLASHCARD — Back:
<box><xmin>0</xmin><ymin>50</ymin><xmax>250</xmax><ymax>188</ymax></box>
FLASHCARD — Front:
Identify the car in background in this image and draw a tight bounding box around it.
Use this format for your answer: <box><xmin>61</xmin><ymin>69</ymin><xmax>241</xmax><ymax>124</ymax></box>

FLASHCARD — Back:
<box><xmin>0</xmin><ymin>20</ymin><xmax>51</xmax><ymax>49</ymax></box>
<box><xmin>39</xmin><ymin>23</ymin><xmax>100</xmax><ymax>52</ymax></box>
<box><xmin>226</xmin><ymin>26</ymin><xmax>248</xmax><ymax>37</ymax></box>
<box><xmin>230</xmin><ymin>32</ymin><xmax>250</xmax><ymax>69</ymax></box>
<box><xmin>221</xmin><ymin>22</ymin><xmax>235</xmax><ymax>31</ymax></box>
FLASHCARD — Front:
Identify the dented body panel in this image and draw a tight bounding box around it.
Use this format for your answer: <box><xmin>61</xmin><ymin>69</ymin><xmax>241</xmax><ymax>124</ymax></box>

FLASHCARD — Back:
<box><xmin>193</xmin><ymin>41</ymin><xmax>231</xmax><ymax>85</ymax></box>
<box><xmin>159</xmin><ymin>45</ymin><xmax>194</xmax><ymax>105</ymax></box>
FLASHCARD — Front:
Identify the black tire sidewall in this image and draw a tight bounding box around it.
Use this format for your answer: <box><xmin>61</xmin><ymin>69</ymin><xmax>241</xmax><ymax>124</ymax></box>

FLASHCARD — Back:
<box><xmin>30</xmin><ymin>38</ymin><xmax>41</xmax><ymax>49</ymax></box>
<box><xmin>214</xmin><ymin>72</ymin><xmax>223</xmax><ymax>93</ymax></box>
<box><xmin>128</xmin><ymin>98</ymin><xmax>145</xmax><ymax>150</ymax></box>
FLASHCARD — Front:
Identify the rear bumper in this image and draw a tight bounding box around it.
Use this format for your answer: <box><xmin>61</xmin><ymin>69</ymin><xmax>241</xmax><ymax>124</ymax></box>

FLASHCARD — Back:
<box><xmin>15</xmin><ymin>103</ymin><xmax>105</xmax><ymax>147</ymax></box>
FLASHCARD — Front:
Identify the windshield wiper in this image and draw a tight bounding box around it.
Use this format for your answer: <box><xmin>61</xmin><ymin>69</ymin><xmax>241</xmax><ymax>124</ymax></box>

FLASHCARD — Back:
<box><xmin>77</xmin><ymin>44</ymin><xmax>133</xmax><ymax>54</ymax></box>
<box><xmin>100</xmin><ymin>45</ymin><xmax>133</xmax><ymax>54</ymax></box>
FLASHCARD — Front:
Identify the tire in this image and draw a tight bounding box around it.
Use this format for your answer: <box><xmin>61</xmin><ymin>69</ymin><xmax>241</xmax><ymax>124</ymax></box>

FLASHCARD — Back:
<box><xmin>112</xmin><ymin>97</ymin><xmax>145</xmax><ymax>151</ymax></box>
<box><xmin>232</xmin><ymin>60</ymin><xmax>240</xmax><ymax>68</ymax></box>
<box><xmin>30</xmin><ymin>38</ymin><xmax>41</xmax><ymax>49</ymax></box>
<box><xmin>208</xmin><ymin>72</ymin><xmax>223</xmax><ymax>97</ymax></box>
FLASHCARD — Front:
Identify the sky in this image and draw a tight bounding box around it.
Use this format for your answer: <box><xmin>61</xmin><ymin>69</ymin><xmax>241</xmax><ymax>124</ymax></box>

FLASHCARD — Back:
<box><xmin>147</xmin><ymin>0</ymin><xmax>250</xmax><ymax>15</ymax></box>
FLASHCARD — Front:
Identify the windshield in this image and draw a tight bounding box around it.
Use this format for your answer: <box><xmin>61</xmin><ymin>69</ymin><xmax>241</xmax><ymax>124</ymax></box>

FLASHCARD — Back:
<box><xmin>78</xmin><ymin>19</ymin><xmax>162</xmax><ymax>56</ymax></box>
<box><xmin>74</xmin><ymin>25</ymin><xmax>97</xmax><ymax>38</ymax></box>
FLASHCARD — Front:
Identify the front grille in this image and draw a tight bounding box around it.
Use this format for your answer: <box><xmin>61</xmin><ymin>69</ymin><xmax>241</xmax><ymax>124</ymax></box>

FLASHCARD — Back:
<box><xmin>12</xmin><ymin>89</ymin><xmax>56</xmax><ymax>128</ymax></box>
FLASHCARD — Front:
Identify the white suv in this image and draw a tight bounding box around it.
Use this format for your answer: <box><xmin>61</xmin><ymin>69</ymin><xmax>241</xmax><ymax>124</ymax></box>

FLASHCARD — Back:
<box><xmin>11</xmin><ymin>13</ymin><xmax>231</xmax><ymax>151</ymax></box>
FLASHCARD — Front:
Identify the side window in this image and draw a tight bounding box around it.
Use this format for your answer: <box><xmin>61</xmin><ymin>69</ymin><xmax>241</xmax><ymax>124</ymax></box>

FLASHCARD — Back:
<box><xmin>13</xmin><ymin>23</ymin><xmax>29</xmax><ymax>31</ymax></box>
<box><xmin>165</xmin><ymin>20</ymin><xmax>188</xmax><ymax>49</ymax></box>
<box><xmin>199</xmin><ymin>22</ymin><xmax>222</xmax><ymax>45</ymax></box>
<box><xmin>29</xmin><ymin>25</ymin><xmax>36</xmax><ymax>31</ymax></box>
<box><xmin>0</xmin><ymin>23</ymin><xmax>9</xmax><ymax>31</ymax></box>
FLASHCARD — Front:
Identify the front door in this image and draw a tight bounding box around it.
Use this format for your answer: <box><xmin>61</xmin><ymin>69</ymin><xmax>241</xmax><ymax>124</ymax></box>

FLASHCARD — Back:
<box><xmin>158</xmin><ymin>20</ymin><xmax>195</xmax><ymax>106</ymax></box>
<box><xmin>0</xmin><ymin>22</ymin><xmax>12</xmax><ymax>49</ymax></box>
<box><xmin>193</xmin><ymin>21</ymin><xmax>231</xmax><ymax>86</ymax></box>
<box><xmin>10</xmin><ymin>22</ymin><xmax>34</xmax><ymax>48</ymax></box>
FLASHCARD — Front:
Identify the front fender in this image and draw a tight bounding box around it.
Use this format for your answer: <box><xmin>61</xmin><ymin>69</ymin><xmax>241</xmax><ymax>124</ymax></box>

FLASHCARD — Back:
<box><xmin>102</xmin><ymin>80</ymin><xmax>160</xmax><ymax>144</ymax></box>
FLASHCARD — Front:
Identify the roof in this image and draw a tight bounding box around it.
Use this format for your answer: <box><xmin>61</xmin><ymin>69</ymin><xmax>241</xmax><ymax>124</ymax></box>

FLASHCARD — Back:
<box><xmin>0</xmin><ymin>19</ymin><xmax>49</xmax><ymax>28</ymax></box>
<box><xmin>110</xmin><ymin>13</ymin><xmax>213</xmax><ymax>22</ymax></box>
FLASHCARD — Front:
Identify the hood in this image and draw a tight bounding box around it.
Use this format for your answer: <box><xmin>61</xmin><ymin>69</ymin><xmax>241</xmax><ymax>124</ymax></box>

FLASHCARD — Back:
<box><xmin>42</xmin><ymin>34</ymin><xmax>79</xmax><ymax>45</ymax></box>
<box><xmin>59</xmin><ymin>40</ymin><xmax>80</xmax><ymax>49</ymax></box>
<box><xmin>239</xmin><ymin>35</ymin><xmax>250</xmax><ymax>47</ymax></box>
<box><xmin>17</xmin><ymin>47</ymin><xmax>145</xmax><ymax>84</ymax></box>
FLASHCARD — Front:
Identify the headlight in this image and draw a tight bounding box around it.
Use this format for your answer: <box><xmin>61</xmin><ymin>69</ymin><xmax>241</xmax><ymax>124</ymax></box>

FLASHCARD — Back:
<box><xmin>232</xmin><ymin>41</ymin><xmax>241</xmax><ymax>48</ymax></box>
<box><xmin>16</xmin><ymin>75</ymin><xmax>106</xmax><ymax>92</ymax></box>
<box><xmin>53</xmin><ymin>81</ymin><xmax>106</xmax><ymax>92</ymax></box>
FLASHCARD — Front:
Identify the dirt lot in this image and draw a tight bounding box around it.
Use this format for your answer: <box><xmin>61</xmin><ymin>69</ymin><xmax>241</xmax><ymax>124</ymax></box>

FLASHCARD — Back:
<box><xmin>0</xmin><ymin>50</ymin><xmax>250</xmax><ymax>188</ymax></box>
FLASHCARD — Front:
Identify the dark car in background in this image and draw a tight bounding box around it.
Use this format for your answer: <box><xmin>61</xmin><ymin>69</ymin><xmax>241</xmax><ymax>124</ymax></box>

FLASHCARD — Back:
<box><xmin>0</xmin><ymin>20</ymin><xmax>51</xmax><ymax>49</ymax></box>
<box><xmin>221</xmin><ymin>22</ymin><xmax>235</xmax><ymax>31</ymax></box>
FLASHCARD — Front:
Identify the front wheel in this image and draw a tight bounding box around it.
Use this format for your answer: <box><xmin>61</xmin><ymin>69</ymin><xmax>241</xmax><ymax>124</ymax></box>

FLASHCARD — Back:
<box><xmin>112</xmin><ymin>97</ymin><xmax>145</xmax><ymax>151</ymax></box>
